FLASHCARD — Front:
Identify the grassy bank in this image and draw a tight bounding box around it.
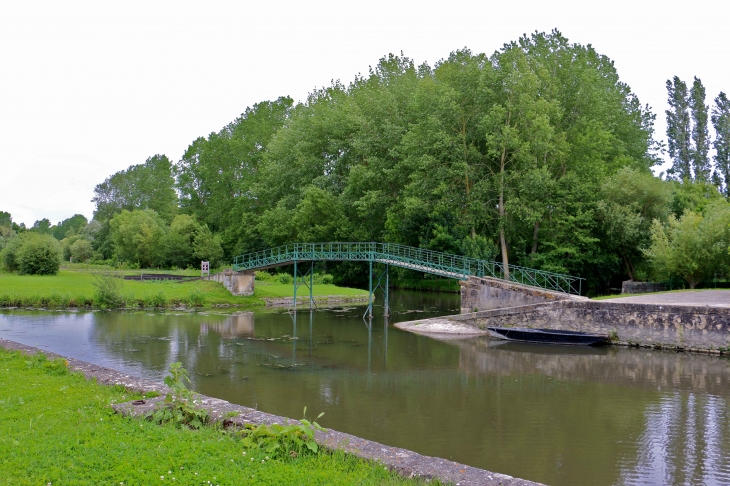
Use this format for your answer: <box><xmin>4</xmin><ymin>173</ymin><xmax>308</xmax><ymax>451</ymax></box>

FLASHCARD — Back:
<box><xmin>0</xmin><ymin>348</ymin><xmax>430</xmax><ymax>485</ymax></box>
<box><xmin>0</xmin><ymin>265</ymin><xmax>367</xmax><ymax>309</ymax></box>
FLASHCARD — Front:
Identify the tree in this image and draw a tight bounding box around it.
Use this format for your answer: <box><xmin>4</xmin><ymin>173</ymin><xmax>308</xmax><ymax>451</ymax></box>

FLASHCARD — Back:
<box><xmin>175</xmin><ymin>96</ymin><xmax>293</xmax><ymax>254</ymax></box>
<box><xmin>0</xmin><ymin>211</ymin><xmax>11</xmax><ymax>228</ymax></box>
<box><xmin>109</xmin><ymin>210</ymin><xmax>167</xmax><ymax>268</ymax></box>
<box><xmin>666</xmin><ymin>77</ymin><xmax>692</xmax><ymax>181</ymax></box>
<box><xmin>162</xmin><ymin>214</ymin><xmax>200</xmax><ymax>268</ymax></box>
<box><xmin>69</xmin><ymin>239</ymin><xmax>93</xmax><ymax>263</ymax></box>
<box><xmin>52</xmin><ymin>214</ymin><xmax>88</xmax><ymax>239</ymax></box>
<box><xmin>93</xmin><ymin>155</ymin><xmax>177</xmax><ymax>223</ymax></box>
<box><xmin>689</xmin><ymin>77</ymin><xmax>711</xmax><ymax>181</ymax></box>
<box><xmin>482</xmin><ymin>42</ymin><xmax>563</xmax><ymax>278</ymax></box>
<box><xmin>712</xmin><ymin>92</ymin><xmax>730</xmax><ymax>197</ymax></box>
<box><xmin>31</xmin><ymin>218</ymin><xmax>52</xmax><ymax>234</ymax></box>
<box><xmin>192</xmin><ymin>225</ymin><xmax>224</xmax><ymax>267</ymax></box>
<box><xmin>645</xmin><ymin>201</ymin><xmax>730</xmax><ymax>288</ymax></box>
<box><xmin>599</xmin><ymin>168</ymin><xmax>672</xmax><ymax>280</ymax></box>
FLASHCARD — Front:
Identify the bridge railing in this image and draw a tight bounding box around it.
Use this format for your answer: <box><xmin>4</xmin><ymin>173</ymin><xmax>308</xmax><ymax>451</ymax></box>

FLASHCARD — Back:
<box><xmin>232</xmin><ymin>242</ymin><xmax>583</xmax><ymax>295</ymax></box>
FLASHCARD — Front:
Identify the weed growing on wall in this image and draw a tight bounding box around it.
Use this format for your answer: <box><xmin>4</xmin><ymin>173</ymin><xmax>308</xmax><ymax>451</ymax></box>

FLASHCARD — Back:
<box><xmin>148</xmin><ymin>362</ymin><xmax>209</xmax><ymax>429</ymax></box>
<box><xmin>240</xmin><ymin>407</ymin><xmax>325</xmax><ymax>458</ymax></box>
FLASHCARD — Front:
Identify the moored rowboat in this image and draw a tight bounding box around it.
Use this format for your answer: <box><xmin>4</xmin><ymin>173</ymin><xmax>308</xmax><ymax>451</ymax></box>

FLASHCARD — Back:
<box><xmin>486</xmin><ymin>327</ymin><xmax>608</xmax><ymax>346</ymax></box>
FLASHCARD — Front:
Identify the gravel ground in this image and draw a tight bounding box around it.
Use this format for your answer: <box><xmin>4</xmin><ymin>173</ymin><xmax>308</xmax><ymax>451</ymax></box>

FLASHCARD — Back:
<box><xmin>605</xmin><ymin>290</ymin><xmax>730</xmax><ymax>307</ymax></box>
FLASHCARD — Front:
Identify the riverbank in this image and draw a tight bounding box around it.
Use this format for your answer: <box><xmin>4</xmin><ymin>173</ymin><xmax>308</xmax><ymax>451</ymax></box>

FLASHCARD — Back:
<box><xmin>0</xmin><ymin>338</ymin><xmax>538</xmax><ymax>486</ymax></box>
<box><xmin>0</xmin><ymin>345</ymin><xmax>436</xmax><ymax>485</ymax></box>
<box><xmin>397</xmin><ymin>289</ymin><xmax>730</xmax><ymax>354</ymax></box>
<box><xmin>0</xmin><ymin>265</ymin><xmax>367</xmax><ymax>309</ymax></box>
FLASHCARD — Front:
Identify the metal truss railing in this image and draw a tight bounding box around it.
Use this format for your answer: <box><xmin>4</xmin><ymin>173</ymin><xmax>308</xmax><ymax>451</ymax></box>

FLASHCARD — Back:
<box><xmin>232</xmin><ymin>242</ymin><xmax>583</xmax><ymax>295</ymax></box>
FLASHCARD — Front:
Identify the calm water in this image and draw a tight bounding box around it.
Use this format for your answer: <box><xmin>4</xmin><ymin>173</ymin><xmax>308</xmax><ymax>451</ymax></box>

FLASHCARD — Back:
<box><xmin>2</xmin><ymin>291</ymin><xmax>730</xmax><ymax>486</ymax></box>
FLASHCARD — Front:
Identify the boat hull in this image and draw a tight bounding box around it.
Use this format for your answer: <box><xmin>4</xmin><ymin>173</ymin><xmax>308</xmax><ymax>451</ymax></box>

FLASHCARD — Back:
<box><xmin>487</xmin><ymin>327</ymin><xmax>608</xmax><ymax>346</ymax></box>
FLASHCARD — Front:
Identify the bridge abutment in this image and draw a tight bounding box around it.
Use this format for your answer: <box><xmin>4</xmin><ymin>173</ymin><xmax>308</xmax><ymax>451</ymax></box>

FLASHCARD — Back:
<box><xmin>459</xmin><ymin>276</ymin><xmax>584</xmax><ymax>314</ymax></box>
<box><xmin>203</xmin><ymin>269</ymin><xmax>255</xmax><ymax>296</ymax></box>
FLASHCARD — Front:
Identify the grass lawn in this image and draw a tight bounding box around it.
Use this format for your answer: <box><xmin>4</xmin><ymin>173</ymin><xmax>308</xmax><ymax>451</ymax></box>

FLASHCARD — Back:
<box><xmin>0</xmin><ymin>265</ymin><xmax>367</xmax><ymax>308</ymax></box>
<box><xmin>0</xmin><ymin>348</ymin><xmax>431</xmax><ymax>485</ymax></box>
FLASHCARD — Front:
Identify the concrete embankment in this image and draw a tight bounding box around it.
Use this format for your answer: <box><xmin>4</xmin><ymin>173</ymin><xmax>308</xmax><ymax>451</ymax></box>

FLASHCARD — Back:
<box><xmin>398</xmin><ymin>277</ymin><xmax>730</xmax><ymax>353</ymax></box>
<box><xmin>0</xmin><ymin>337</ymin><xmax>541</xmax><ymax>486</ymax></box>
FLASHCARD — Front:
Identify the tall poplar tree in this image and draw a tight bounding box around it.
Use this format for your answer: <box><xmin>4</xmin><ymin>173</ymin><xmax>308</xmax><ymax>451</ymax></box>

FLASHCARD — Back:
<box><xmin>666</xmin><ymin>77</ymin><xmax>692</xmax><ymax>181</ymax></box>
<box><xmin>689</xmin><ymin>77</ymin><xmax>711</xmax><ymax>181</ymax></box>
<box><xmin>712</xmin><ymin>92</ymin><xmax>730</xmax><ymax>197</ymax></box>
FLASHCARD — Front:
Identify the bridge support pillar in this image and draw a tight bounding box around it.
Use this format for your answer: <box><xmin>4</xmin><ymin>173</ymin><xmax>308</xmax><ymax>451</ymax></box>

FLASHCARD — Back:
<box><xmin>292</xmin><ymin>261</ymin><xmax>315</xmax><ymax>311</ymax></box>
<box><xmin>364</xmin><ymin>263</ymin><xmax>389</xmax><ymax>319</ymax></box>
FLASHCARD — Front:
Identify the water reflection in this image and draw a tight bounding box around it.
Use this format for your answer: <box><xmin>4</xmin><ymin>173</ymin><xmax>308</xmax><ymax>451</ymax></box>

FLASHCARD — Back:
<box><xmin>1</xmin><ymin>292</ymin><xmax>729</xmax><ymax>486</ymax></box>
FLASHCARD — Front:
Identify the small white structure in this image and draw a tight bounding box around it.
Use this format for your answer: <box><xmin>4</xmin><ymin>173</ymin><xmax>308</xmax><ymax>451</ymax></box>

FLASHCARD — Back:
<box><xmin>201</xmin><ymin>261</ymin><xmax>210</xmax><ymax>277</ymax></box>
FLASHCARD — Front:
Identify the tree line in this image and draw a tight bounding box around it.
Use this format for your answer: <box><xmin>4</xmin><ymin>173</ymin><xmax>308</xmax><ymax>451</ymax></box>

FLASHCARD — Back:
<box><xmin>2</xmin><ymin>30</ymin><xmax>729</xmax><ymax>290</ymax></box>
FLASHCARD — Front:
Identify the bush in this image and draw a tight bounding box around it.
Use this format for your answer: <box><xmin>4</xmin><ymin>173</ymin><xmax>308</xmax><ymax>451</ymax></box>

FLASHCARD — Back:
<box><xmin>278</xmin><ymin>273</ymin><xmax>293</xmax><ymax>284</ymax></box>
<box><xmin>0</xmin><ymin>234</ymin><xmax>25</xmax><ymax>271</ymax></box>
<box><xmin>16</xmin><ymin>234</ymin><xmax>61</xmax><ymax>275</ymax></box>
<box><xmin>69</xmin><ymin>239</ymin><xmax>93</xmax><ymax>263</ymax></box>
<box><xmin>93</xmin><ymin>273</ymin><xmax>125</xmax><ymax>308</ymax></box>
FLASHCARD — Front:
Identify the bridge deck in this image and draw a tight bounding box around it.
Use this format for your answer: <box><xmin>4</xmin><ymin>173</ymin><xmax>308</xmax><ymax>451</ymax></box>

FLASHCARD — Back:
<box><xmin>232</xmin><ymin>242</ymin><xmax>583</xmax><ymax>296</ymax></box>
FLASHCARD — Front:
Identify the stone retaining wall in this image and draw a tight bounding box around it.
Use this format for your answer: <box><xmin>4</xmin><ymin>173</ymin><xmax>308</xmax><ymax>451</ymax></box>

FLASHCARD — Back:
<box><xmin>451</xmin><ymin>300</ymin><xmax>730</xmax><ymax>352</ymax></box>
<box><xmin>459</xmin><ymin>276</ymin><xmax>585</xmax><ymax>314</ymax></box>
<box><xmin>263</xmin><ymin>295</ymin><xmax>369</xmax><ymax>307</ymax></box>
<box><xmin>621</xmin><ymin>280</ymin><xmax>668</xmax><ymax>294</ymax></box>
<box><xmin>203</xmin><ymin>269</ymin><xmax>255</xmax><ymax>296</ymax></box>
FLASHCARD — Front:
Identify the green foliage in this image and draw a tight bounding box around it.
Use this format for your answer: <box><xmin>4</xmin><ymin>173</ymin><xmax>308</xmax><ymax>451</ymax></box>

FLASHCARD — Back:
<box><xmin>645</xmin><ymin>201</ymin><xmax>730</xmax><ymax>288</ymax></box>
<box><xmin>0</xmin><ymin>211</ymin><xmax>12</xmax><ymax>228</ymax></box>
<box><xmin>93</xmin><ymin>154</ymin><xmax>178</xmax><ymax>222</ymax></box>
<box><xmin>92</xmin><ymin>273</ymin><xmax>126</xmax><ymax>308</ymax></box>
<box><xmin>52</xmin><ymin>214</ymin><xmax>88</xmax><ymax>239</ymax></box>
<box><xmin>278</xmin><ymin>273</ymin><xmax>293</xmax><ymax>284</ymax></box>
<box><xmin>690</xmin><ymin>77</ymin><xmax>711</xmax><ymax>181</ymax></box>
<box><xmin>0</xmin><ymin>233</ymin><xmax>25</xmax><ymax>271</ymax></box>
<box><xmin>30</xmin><ymin>218</ymin><xmax>52</xmax><ymax>234</ymax></box>
<box><xmin>13</xmin><ymin>233</ymin><xmax>62</xmax><ymax>275</ymax></box>
<box><xmin>187</xmin><ymin>287</ymin><xmax>205</xmax><ymax>307</ymax></box>
<box><xmin>148</xmin><ymin>362</ymin><xmax>210</xmax><ymax>429</ymax></box>
<box><xmin>109</xmin><ymin>209</ymin><xmax>167</xmax><ymax>267</ymax></box>
<box><xmin>240</xmin><ymin>407</ymin><xmax>325</xmax><ymax>458</ymax></box>
<box><xmin>712</xmin><ymin>92</ymin><xmax>730</xmax><ymax>197</ymax></box>
<box><xmin>666</xmin><ymin>76</ymin><xmax>692</xmax><ymax>181</ymax></box>
<box><xmin>69</xmin><ymin>238</ymin><xmax>93</xmax><ymax>262</ymax></box>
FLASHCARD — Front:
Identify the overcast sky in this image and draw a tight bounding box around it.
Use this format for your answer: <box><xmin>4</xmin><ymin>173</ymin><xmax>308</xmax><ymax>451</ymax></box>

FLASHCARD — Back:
<box><xmin>1</xmin><ymin>0</ymin><xmax>728</xmax><ymax>226</ymax></box>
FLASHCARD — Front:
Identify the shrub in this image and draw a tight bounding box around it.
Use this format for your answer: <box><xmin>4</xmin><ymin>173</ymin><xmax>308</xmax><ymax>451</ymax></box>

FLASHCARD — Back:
<box><xmin>16</xmin><ymin>234</ymin><xmax>61</xmax><ymax>275</ymax></box>
<box><xmin>0</xmin><ymin>234</ymin><xmax>25</xmax><ymax>271</ymax></box>
<box><xmin>148</xmin><ymin>291</ymin><xmax>167</xmax><ymax>308</ymax></box>
<box><xmin>69</xmin><ymin>239</ymin><xmax>93</xmax><ymax>263</ymax></box>
<box><xmin>278</xmin><ymin>273</ymin><xmax>293</xmax><ymax>284</ymax></box>
<box><xmin>187</xmin><ymin>288</ymin><xmax>205</xmax><ymax>307</ymax></box>
<box><xmin>93</xmin><ymin>273</ymin><xmax>125</xmax><ymax>308</ymax></box>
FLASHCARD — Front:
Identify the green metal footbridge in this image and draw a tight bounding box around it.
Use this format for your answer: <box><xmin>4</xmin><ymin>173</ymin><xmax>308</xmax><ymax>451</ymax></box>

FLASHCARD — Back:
<box><xmin>232</xmin><ymin>242</ymin><xmax>583</xmax><ymax>317</ymax></box>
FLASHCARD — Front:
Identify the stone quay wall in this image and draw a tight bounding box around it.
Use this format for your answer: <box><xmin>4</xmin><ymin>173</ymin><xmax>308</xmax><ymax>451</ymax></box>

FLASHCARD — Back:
<box><xmin>451</xmin><ymin>300</ymin><xmax>730</xmax><ymax>353</ymax></box>
<box><xmin>459</xmin><ymin>276</ymin><xmax>585</xmax><ymax>314</ymax></box>
<box><xmin>203</xmin><ymin>269</ymin><xmax>255</xmax><ymax>296</ymax></box>
<box><xmin>621</xmin><ymin>280</ymin><xmax>669</xmax><ymax>294</ymax></box>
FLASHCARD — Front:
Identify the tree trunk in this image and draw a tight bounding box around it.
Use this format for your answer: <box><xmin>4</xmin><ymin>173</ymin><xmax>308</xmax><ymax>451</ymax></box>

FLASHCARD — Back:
<box><xmin>499</xmin><ymin>147</ymin><xmax>509</xmax><ymax>280</ymax></box>
<box><xmin>531</xmin><ymin>220</ymin><xmax>540</xmax><ymax>254</ymax></box>
<box><xmin>623</xmin><ymin>255</ymin><xmax>634</xmax><ymax>281</ymax></box>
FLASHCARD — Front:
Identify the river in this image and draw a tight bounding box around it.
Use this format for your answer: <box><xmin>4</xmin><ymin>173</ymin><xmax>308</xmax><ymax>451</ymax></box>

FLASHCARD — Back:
<box><xmin>2</xmin><ymin>290</ymin><xmax>730</xmax><ymax>486</ymax></box>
